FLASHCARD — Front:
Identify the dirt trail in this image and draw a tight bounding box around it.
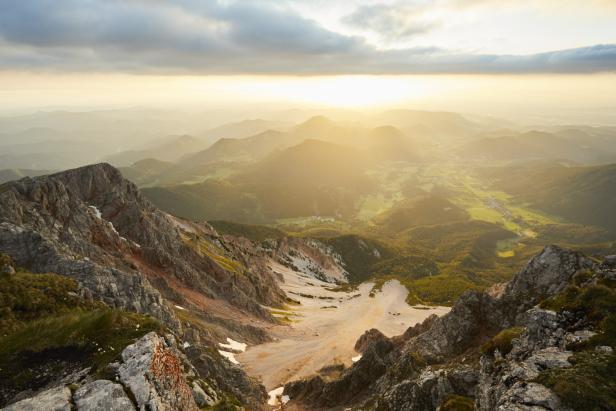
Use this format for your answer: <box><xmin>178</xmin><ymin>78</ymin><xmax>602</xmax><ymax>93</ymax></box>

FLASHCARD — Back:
<box><xmin>237</xmin><ymin>262</ymin><xmax>449</xmax><ymax>390</ymax></box>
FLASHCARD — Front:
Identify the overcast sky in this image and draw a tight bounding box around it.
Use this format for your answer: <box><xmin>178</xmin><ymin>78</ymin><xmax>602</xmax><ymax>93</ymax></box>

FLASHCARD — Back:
<box><xmin>1</xmin><ymin>0</ymin><xmax>615</xmax><ymax>75</ymax></box>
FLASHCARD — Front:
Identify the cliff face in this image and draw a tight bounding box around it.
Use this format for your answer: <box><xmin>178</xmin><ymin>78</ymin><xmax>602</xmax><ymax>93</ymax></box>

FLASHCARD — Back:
<box><xmin>0</xmin><ymin>163</ymin><xmax>286</xmax><ymax>323</ymax></box>
<box><xmin>285</xmin><ymin>246</ymin><xmax>616</xmax><ymax>410</ymax></box>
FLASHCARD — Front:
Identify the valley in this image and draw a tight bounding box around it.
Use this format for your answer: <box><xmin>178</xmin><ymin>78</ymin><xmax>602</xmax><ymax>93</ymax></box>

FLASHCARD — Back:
<box><xmin>238</xmin><ymin>262</ymin><xmax>449</xmax><ymax>390</ymax></box>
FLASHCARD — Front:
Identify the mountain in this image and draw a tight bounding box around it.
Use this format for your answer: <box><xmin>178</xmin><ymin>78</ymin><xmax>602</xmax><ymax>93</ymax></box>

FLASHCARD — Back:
<box><xmin>0</xmin><ymin>168</ymin><xmax>51</xmax><ymax>184</ymax></box>
<box><xmin>0</xmin><ymin>127</ymin><xmax>63</xmax><ymax>146</ymax></box>
<box><xmin>179</xmin><ymin>130</ymin><xmax>286</xmax><ymax>167</ymax></box>
<box><xmin>0</xmin><ymin>139</ymin><xmax>105</xmax><ymax>170</ymax></box>
<box><xmin>375</xmin><ymin>195</ymin><xmax>468</xmax><ymax>233</ymax></box>
<box><xmin>0</xmin><ymin>163</ymin><xmax>291</xmax><ymax>408</ymax></box>
<box><xmin>486</xmin><ymin>162</ymin><xmax>616</xmax><ymax>234</ymax></box>
<box><xmin>284</xmin><ymin>245</ymin><xmax>616</xmax><ymax>410</ymax></box>
<box><xmin>104</xmin><ymin>135</ymin><xmax>210</xmax><ymax>166</ymax></box>
<box><xmin>456</xmin><ymin>130</ymin><xmax>616</xmax><ymax>164</ymax></box>
<box><xmin>180</xmin><ymin>116</ymin><xmax>366</xmax><ymax>169</ymax></box>
<box><xmin>375</xmin><ymin>109</ymin><xmax>482</xmax><ymax>141</ymax></box>
<box><xmin>367</xmin><ymin>126</ymin><xmax>421</xmax><ymax>162</ymax></box>
<box><xmin>145</xmin><ymin>139</ymin><xmax>376</xmax><ymax>222</ymax></box>
<box><xmin>202</xmin><ymin>118</ymin><xmax>288</xmax><ymax>140</ymax></box>
<box><xmin>230</xmin><ymin>139</ymin><xmax>375</xmax><ymax>219</ymax></box>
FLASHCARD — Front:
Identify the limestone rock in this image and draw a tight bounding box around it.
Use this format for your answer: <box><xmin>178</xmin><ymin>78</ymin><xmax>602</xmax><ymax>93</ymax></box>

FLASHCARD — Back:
<box><xmin>0</xmin><ymin>386</ymin><xmax>71</xmax><ymax>411</ymax></box>
<box><xmin>74</xmin><ymin>380</ymin><xmax>135</xmax><ymax>411</ymax></box>
<box><xmin>117</xmin><ymin>332</ymin><xmax>198</xmax><ymax>411</ymax></box>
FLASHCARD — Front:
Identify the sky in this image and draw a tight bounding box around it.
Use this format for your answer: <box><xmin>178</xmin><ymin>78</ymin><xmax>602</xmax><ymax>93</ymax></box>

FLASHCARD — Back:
<box><xmin>0</xmin><ymin>0</ymin><xmax>615</xmax><ymax>119</ymax></box>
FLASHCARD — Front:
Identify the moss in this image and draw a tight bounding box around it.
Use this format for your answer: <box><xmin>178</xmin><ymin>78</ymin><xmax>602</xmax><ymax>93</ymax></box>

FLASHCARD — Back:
<box><xmin>439</xmin><ymin>394</ymin><xmax>475</xmax><ymax>411</ymax></box>
<box><xmin>480</xmin><ymin>327</ymin><xmax>524</xmax><ymax>356</ymax></box>
<box><xmin>535</xmin><ymin>351</ymin><xmax>616</xmax><ymax>411</ymax></box>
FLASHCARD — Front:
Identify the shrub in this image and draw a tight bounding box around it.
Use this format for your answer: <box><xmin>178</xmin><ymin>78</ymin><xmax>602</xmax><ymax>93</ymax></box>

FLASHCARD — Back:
<box><xmin>440</xmin><ymin>394</ymin><xmax>475</xmax><ymax>411</ymax></box>
<box><xmin>480</xmin><ymin>327</ymin><xmax>524</xmax><ymax>356</ymax></box>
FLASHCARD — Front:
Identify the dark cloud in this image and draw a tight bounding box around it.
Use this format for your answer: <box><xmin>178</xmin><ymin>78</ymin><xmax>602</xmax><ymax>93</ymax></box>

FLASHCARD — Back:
<box><xmin>0</xmin><ymin>1</ymin><xmax>613</xmax><ymax>74</ymax></box>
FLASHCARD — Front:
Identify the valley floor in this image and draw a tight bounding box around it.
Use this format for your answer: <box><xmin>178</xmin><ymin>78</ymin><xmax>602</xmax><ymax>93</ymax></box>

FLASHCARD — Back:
<box><xmin>237</xmin><ymin>262</ymin><xmax>449</xmax><ymax>391</ymax></box>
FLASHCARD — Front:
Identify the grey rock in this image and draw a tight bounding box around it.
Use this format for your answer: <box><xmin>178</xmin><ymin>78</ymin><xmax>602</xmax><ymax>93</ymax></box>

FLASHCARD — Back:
<box><xmin>505</xmin><ymin>245</ymin><xmax>592</xmax><ymax>303</ymax></box>
<box><xmin>564</xmin><ymin>330</ymin><xmax>597</xmax><ymax>347</ymax></box>
<box><xmin>595</xmin><ymin>345</ymin><xmax>613</xmax><ymax>354</ymax></box>
<box><xmin>498</xmin><ymin>382</ymin><xmax>565</xmax><ymax>410</ymax></box>
<box><xmin>117</xmin><ymin>332</ymin><xmax>198</xmax><ymax>411</ymax></box>
<box><xmin>0</xmin><ymin>386</ymin><xmax>71</xmax><ymax>411</ymax></box>
<box><xmin>74</xmin><ymin>380</ymin><xmax>135</xmax><ymax>411</ymax></box>
<box><xmin>191</xmin><ymin>381</ymin><xmax>218</xmax><ymax>407</ymax></box>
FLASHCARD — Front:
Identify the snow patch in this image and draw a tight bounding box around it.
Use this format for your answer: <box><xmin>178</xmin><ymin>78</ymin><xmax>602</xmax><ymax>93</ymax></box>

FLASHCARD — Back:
<box><xmin>174</xmin><ymin>305</ymin><xmax>186</xmax><ymax>311</ymax></box>
<box><xmin>267</xmin><ymin>387</ymin><xmax>289</xmax><ymax>406</ymax></box>
<box><xmin>182</xmin><ymin>341</ymin><xmax>191</xmax><ymax>349</ymax></box>
<box><xmin>352</xmin><ymin>354</ymin><xmax>362</xmax><ymax>362</ymax></box>
<box><xmin>218</xmin><ymin>350</ymin><xmax>239</xmax><ymax>365</ymax></box>
<box><xmin>219</xmin><ymin>337</ymin><xmax>247</xmax><ymax>353</ymax></box>
<box><xmin>108</xmin><ymin>221</ymin><xmax>119</xmax><ymax>235</ymax></box>
<box><xmin>88</xmin><ymin>205</ymin><xmax>102</xmax><ymax>219</ymax></box>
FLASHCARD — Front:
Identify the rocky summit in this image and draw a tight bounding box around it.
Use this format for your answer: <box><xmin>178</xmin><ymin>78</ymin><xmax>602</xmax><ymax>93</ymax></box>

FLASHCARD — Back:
<box><xmin>0</xmin><ymin>164</ymin><xmax>293</xmax><ymax>409</ymax></box>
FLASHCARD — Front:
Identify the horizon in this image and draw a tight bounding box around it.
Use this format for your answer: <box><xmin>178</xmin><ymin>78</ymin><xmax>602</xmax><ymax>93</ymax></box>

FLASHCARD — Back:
<box><xmin>0</xmin><ymin>1</ymin><xmax>615</xmax><ymax>125</ymax></box>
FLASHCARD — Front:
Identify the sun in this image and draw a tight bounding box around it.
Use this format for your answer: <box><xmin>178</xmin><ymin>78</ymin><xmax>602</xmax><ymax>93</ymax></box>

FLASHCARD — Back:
<box><xmin>228</xmin><ymin>75</ymin><xmax>440</xmax><ymax>108</ymax></box>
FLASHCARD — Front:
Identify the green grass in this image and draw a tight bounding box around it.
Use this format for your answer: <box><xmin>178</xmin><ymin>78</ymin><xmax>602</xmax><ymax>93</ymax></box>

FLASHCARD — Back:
<box><xmin>209</xmin><ymin>220</ymin><xmax>286</xmax><ymax>241</ymax></box>
<box><xmin>0</xmin><ymin>309</ymin><xmax>161</xmax><ymax>369</ymax></box>
<box><xmin>181</xmin><ymin>233</ymin><xmax>244</xmax><ymax>274</ymax></box>
<box><xmin>0</xmin><ymin>264</ymin><xmax>164</xmax><ymax>401</ymax></box>
<box><xmin>0</xmin><ymin>269</ymin><xmax>103</xmax><ymax>334</ymax></box>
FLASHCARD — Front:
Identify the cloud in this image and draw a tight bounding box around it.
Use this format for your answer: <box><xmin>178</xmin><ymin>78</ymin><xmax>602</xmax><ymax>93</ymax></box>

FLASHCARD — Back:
<box><xmin>0</xmin><ymin>1</ymin><xmax>614</xmax><ymax>74</ymax></box>
<box><xmin>342</xmin><ymin>3</ymin><xmax>438</xmax><ymax>41</ymax></box>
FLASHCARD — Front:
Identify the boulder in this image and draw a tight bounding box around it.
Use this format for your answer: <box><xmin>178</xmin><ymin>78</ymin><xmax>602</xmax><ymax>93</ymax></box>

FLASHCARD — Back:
<box><xmin>355</xmin><ymin>328</ymin><xmax>389</xmax><ymax>353</ymax></box>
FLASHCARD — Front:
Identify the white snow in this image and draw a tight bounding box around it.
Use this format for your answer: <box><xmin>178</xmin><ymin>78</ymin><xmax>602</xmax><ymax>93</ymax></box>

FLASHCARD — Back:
<box><xmin>89</xmin><ymin>205</ymin><xmax>102</xmax><ymax>219</ymax></box>
<box><xmin>267</xmin><ymin>386</ymin><xmax>290</xmax><ymax>406</ymax></box>
<box><xmin>218</xmin><ymin>350</ymin><xmax>239</xmax><ymax>365</ymax></box>
<box><xmin>108</xmin><ymin>221</ymin><xmax>119</xmax><ymax>235</ymax></box>
<box><xmin>219</xmin><ymin>337</ymin><xmax>247</xmax><ymax>352</ymax></box>
<box><xmin>182</xmin><ymin>341</ymin><xmax>191</xmax><ymax>349</ymax></box>
<box><xmin>352</xmin><ymin>355</ymin><xmax>362</xmax><ymax>362</ymax></box>
<box><xmin>174</xmin><ymin>305</ymin><xmax>186</xmax><ymax>311</ymax></box>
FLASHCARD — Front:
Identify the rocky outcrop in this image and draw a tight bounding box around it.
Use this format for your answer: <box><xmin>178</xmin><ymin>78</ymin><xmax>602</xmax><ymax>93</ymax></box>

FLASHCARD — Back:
<box><xmin>0</xmin><ymin>333</ymin><xmax>203</xmax><ymax>411</ymax></box>
<box><xmin>116</xmin><ymin>332</ymin><xmax>198</xmax><ymax>411</ymax></box>
<box><xmin>283</xmin><ymin>245</ymin><xmax>606</xmax><ymax>410</ymax></box>
<box><xmin>355</xmin><ymin>328</ymin><xmax>389</xmax><ymax>353</ymax></box>
<box><xmin>404</xmin><ymin>245</ymin><xmax>591</xmax><ymax>364</ymax></box>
